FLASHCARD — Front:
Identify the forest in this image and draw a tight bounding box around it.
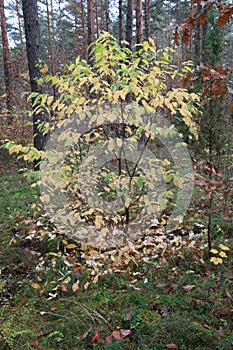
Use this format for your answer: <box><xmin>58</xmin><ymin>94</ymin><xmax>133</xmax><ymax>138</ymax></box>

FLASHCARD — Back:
<box><xmin>0</xmin><ymin>0</ymin><xmax>232</xmax><ymax>349</ymax></box>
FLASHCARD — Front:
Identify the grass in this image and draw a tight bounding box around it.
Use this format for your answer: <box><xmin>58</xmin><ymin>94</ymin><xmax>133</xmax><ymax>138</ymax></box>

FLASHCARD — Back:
<box><xmin>0</xmin><ymin>170</ymin><xmax>232</xmax><ymax>350</ymax></box>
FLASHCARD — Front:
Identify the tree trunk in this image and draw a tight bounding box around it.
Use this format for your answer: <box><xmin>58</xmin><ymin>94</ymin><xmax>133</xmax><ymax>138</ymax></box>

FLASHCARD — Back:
<box><xmin>16</xmin><ymin>0</ymin><xmax>26</xmax><ymax>72</ymax></box>
<box><xmin>45</xmin><ymin>0</ymin><xmax>55</xmax><ymax>76</ymax></box>
<box><xmin>95</xmin><ymin>0</ymin><xmax>99</xmax><ymax>37</ymax></box>
<box><xmin>58</xmin><ymin>0</ymin><xmax>67</xmax><ymax>64</ymax></box>
<box><xmin>87</xmin><ymin>0</ymin><xmax>94</xmax><ymax>63</ymax></box>
<box><xmin>0</xmin><ymin>0</ymin><xmax>13</xmax><ymax>122</ymax></box>
<box><xmin>80</xmin><ymin>0</ymin><xmax>87</xmax><ymax>59</ymax></box>
<box><xmin>119</xmin><ymin>0</ymin><xmax>123</xmax><ymax>43</ymax></box>
<box><xmin>136</xmin><ymin>0</ymin><xmax>142</xmax><ymax>45</ymax></box>
<box><xmin>126</xmin><ymin>0</ymin><xmax>134</xmax><ymax>51</ymax></box>
<box><xmin>22</xmin><ymin>0</ymin><xmax>49</xmax><ymax>157</ymax></box>
<box><xmin>143</xmin><ymin>0</ymin><xmax>150</xmax><ymax>40</ymax></box>
<box><xmin>105</xmin><ymin>0</ymin><xmax>110</xmax><ymax>32</ymax></box>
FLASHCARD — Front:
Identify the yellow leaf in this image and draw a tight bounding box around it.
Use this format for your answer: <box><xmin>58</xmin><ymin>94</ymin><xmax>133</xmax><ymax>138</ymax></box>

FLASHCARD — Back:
<box><xmin>72</xmin><ymin>283</ymin><xmax>79</xmax><ymax>292</ymax></box>
<box><xmin>116</xmin><ymin>138</ymin><xmax>123</xmax><ymax>147</ymax></box>
<box><xmin>97</xmin><ymin>113</ymin><xmax>105</xmax><ymax>125</ymax></box>
<box><xmin>47</xmin><ymin>96</ymin><xmax>53</xmax><ymax>105</ymax></box>
<box><xmin>108</xmin><ymin>139</ymin><xmax>115</xmax><ymax>152</ymax></box>
<box><xmin>210</xmin><ymin>249</ymin><xmax>219</xmax><ymax>255</ymax></box>
<box><xmin>219</xmin><ymin>251</ymin><xmax>227</xmax><ymax>258</ymax></box>
<box><xmin>125</xmin><ymin>198</ymin><xmax>131</xmax><ymax>208</ymax></box>
<box><xmin>95</xmin><ymin>215</ymin><xmax>104</xmax><ymax>228</ymax></box>
<box><xmin>218</xmin><ymin>244</ymin><xmax>230</xmax><ymax>251</ymax></box>
<box><xmin>210</xmin><ymin>257</ymin><xmax>223</xmax><ymax>265</ymax></box>
<box><xmin>65</xmin><ymin>244</ymin><xmax>77</xmax><ymax>249</ymax></box>
<box><xmin>93</xmin><ymin>275</ymin><xmax>99</xmax><ymax>284</ymax></box>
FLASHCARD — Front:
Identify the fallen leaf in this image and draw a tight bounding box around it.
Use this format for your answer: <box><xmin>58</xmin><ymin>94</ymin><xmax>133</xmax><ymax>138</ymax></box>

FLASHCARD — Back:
<box><xmin>112</xmin><ymin>330</ymin><xmax>121</xmax><ymax>339</ymax></box>
<box><xmin>30</xmin><ymin>341</ymin><xmax>41</xmax><ymax>349</ymax></box>
<box><xmin>91</xmin><ymin>331</ymin><xmax>101</xmax><ymax>343</ymax></box>
<box><xmin>65</xmin><ymin>244</ymin><xmax>77</xmax><ymax>249</ymax></box>
<box><xmin>166</xmin><ymin>343</ymin><xmax>178</xmax><ymax>349</ymax></box>
<box><xmin>105</xmin><ymin>336</ymin><xmax>112</xmax><ymax>344</ymax></box>
<box><xmin>50</xmin><ymin>306</ymin><xmax>57</xmax><ymax>311</ymax></box>
<box><xmin>218</xmin><ymin>326</ymin><xmax>225</xmax><ymax>336</ymax></box>
<box><xmin>38</xmin><ymin>329</ymin><xmax>53</xmax><ymax>337</ymax></box>
<box><xmin>182</xmin><ymin>284</ymin><xmax>196</xmax><ymax>292</ymax></box>
<box><xmin>125</xmin><ymin>312</ymin><xmax>132</xmax><ymax>321</ymax></box>
<box><xmin>20</xmin><ymin>296</ymin><xmax>28</xmax><ymax>305</ymax></box>
<box><xmin>72</xmin><ymin>283</ymin><xmax>79</xmax><ymax>292</ymax></box>
<box><xmin>31</xmin><ymin>282</ymin><xmax>41</xmax><ymax>290</ymax></box>
<box><xmin>122</xmin><ymin>329</ymin><xmax>131</xmax><ymax>337</ymax></box>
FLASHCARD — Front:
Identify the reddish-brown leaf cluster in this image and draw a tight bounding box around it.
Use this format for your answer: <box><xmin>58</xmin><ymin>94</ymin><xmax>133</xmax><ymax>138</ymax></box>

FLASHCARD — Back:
<box><xmin>183</xmin><ymin>64</ymin><xmax>229</xmax><ymax>101</ymax></box>
<box><xmin>173</xmin><ymin>1</ymin><xmax>233</xmax><ymax>47</ymax></box>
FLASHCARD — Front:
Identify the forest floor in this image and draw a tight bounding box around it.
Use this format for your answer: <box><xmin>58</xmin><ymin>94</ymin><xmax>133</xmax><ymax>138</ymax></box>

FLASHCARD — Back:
<box><xmin>0</xmin><ymin>152</ymin><xmax>232</xmax><ymax>350</ymax></box>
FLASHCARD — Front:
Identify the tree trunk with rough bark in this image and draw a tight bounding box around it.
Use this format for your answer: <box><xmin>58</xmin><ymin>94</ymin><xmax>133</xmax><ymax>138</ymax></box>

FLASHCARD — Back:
<box><xmin>0</xmin><ymin>0</ymin><xmax>13</xmax><ymax>122</ymax></box>
<box><xmin>126</xmin><ymin>0</ymin><xmax>134</xmax><ymax>51</ymax></box>
<box><xmin>22</xmin><ymin>0</ymin><xmax>49</xmax><ymax>158</ymax></box>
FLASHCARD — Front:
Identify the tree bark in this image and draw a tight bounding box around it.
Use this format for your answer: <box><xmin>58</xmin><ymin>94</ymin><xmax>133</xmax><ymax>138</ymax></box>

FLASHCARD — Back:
<box><xmin>22</xmin><ymin>0</ymin><xmax>49</xmax><ymax>157</ymax></box>
<box><xmin>45</xmin><ymin>0</ymin><xmax>55</xmax><ymax>76</ymax></box>
<box><xmin>87</xmin><ymin>0</ymin><xmax>94</xmax><ymax>63</ymax></box>
<box><xmin>119</xmin><ymin>0</ymin><xmax>123</xmax><ymax>43</ymax></box>
<box><xmin>136</xmin><ymin>0</ymin><xmax>143</xmax><ymax>45</ymax></box>
<box><xmin>16</xmin><ymin>0</ymin><xmax>26</xmax><ymax>72</ymax></box>
<box><xmin>144</xmin><ymin>0</ymin><xmax>150</xmax><ymax>40</ymax></box>
<box><xmin>105</xmin><ymin>0</ymin><xmax>110</xmax><ymax>32</ymax></box>
<box><xmin>0</xmin><ymin>0</ymin><xmax>13</xmax><ymax>122</ymax></box>
<box><xmin>95</xmin><ymin>0</ymin><xmax>99</xmax><ymax>37</ymax></box>
<box><xmin>126</xmin><ymin>0</ymin><xmax>134</xmax><ymax>51</ymax></box>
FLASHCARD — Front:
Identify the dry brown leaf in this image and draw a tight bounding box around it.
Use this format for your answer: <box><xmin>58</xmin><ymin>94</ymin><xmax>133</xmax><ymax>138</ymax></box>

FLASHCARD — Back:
<box><xmin>31</xmin><ymin>282</ymin><xmax>41</xmax><ymax>290</ymax></box>
<box><xmin>166</xmin><ymin>344</ymin><xmax>178</xmax><ymax>349</ymax></box>
<box><xmin>182</xmin><ymin>284</ymin><xmax>196</xmax><ymax>292</ymax></box>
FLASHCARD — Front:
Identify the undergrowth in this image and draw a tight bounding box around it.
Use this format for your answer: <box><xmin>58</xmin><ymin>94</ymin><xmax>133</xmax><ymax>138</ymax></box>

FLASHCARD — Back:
<box><xmin>0</xmin><ymin>171</ymin><xmax>232</xmax><ymax>350</ymax></box>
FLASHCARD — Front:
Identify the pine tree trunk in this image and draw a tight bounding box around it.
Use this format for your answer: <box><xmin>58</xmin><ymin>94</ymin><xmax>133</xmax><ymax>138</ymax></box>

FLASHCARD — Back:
<box><xmin>58</xmin><ymin>0</ymin><xmax>67</xmax><ymax>64</ymax></box>
<box><xmin>0</xmin><ymin>0</ymin><xmax>13</xmax><ymax>122</ymax></box>
<box><xmin>95</xmin><ymin>0</ymin><xmax>99</xmax><ymax>37</ymax></box>
<box><xmin>87</xmin><ymin>0</ymin><xmax>94</xmax><ymax>63</ymax></box>
<box><xmin>119</xmin><ymin>0</ymin><xmax>123</xmax><ymax>43</ymax></box>
<box><xmin>45</xmin><ymin>0</ymin><xmax>55</xmax><ymax>76</ymax></box>
<box><xmin>126</xmin><ymin>0</ymin><xmax>134</xmax><ymax>51</ymax></box>
<box><xmin>105</xmin><ymin>0</ymin><xmax>110</xmax><ymax>32</ymax></box>
<box><xmin>80</xmin><ymin>0</ymin><xmax>87</xmax><ymax>59</ymax></box>
<box><xmin>136</xmin><ymin>0</ymin><xmax>142</xmax><ymax>45</ymax></box>
<box><xmin>15</xmin><ymin>0</ymin><xmax>26</xmax><ymax>72</ymax></box>
<box><xmin>144</xmin><ymin>0</ymin><xmax>150</xmax><ymax>40</ymax></box>
<box><xmin>22</xmin><ymin>0</ymin><xmax>49</xmax><ymax>158</ymax></box>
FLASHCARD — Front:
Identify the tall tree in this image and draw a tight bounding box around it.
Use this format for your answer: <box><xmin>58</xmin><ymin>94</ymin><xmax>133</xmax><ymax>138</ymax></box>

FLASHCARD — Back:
<box><xmin>144</xmin><ymin>0</ymin><xmax>150</xmax><ymax>40</ymax></box>
<box><xmin>15</xmin><ymin>0</ymin><xmax>26</xmax><ymax>72</ymax></box>
<box><xmin>119</xmin><ymin>0</ymin><xmax>123</xmax><ymax>43</ymax></box>
<box><xmin>22</xmin><ymin>0</ymin><xmax>49</xmax><ymax>156</ymax></box>
<box><xmin>105</xmin><ymin>0</ymin><xmax>110</xmax><ymax>32</ymax></box>
<box><xmin>87</xmin><ymin>0</ymin><xmax>94</xmax><ymax>63</ymax></box>
<box><xmin>126</xmin><ymin>0</ymin><xmax>134</xmax><ymax>51</ymax></box>
<box><xmin>45</xmin><ymin>0</ymin><xmax>55</xmax><ymax>76</ymax></box>
<box><xmin>136</xmin><ymin>0</ymin><xmax>142</xmax><ymax>44</ymax></box>
<box><xmin>0</xmin><ymin>0</ymin><xmax>13</xmax><ymax>122</ymax></box>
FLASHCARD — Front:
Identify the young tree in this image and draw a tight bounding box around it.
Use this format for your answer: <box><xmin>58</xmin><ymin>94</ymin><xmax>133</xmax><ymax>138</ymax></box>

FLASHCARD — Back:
<box><xmin>22</xmin><ymin>0</ymin><xmax>49</xmax><ymax>156</ymax></box>
<box><xmin>0</xmin><ymin>0</ymin><xmax>13</xmax><ymax>122</ymax></box>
